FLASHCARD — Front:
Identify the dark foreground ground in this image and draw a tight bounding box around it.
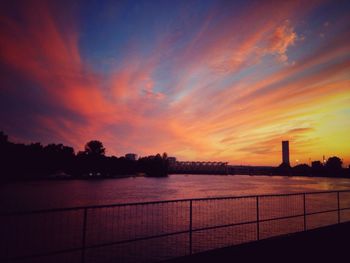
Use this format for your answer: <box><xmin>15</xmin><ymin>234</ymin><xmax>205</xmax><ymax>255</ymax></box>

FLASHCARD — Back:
<box><xmin>164</xmin><ymin>222</ymin><xmax>350</xmax><ymax>263</ymax></box>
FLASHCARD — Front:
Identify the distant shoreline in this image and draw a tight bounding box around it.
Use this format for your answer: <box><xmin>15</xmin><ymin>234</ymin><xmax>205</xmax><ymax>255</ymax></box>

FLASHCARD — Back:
<box><xmin>2</xmin><ymin>172</ymin><xmax>350</xmax><ymax>184</ymax></box>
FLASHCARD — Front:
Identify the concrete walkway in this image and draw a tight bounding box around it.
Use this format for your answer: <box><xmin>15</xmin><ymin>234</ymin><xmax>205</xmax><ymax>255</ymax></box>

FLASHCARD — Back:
<box><xmin>164</xmin><ymin>222</ymin><xmax>350</xmax><ymax>263</ymax></box>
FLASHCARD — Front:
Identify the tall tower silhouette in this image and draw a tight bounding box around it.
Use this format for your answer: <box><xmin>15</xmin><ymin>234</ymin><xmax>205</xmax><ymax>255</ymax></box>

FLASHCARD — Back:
<box><xmin>282</xmin><ymin>141</ymin><xmax>290</xmax><ymax>166</ymax></box>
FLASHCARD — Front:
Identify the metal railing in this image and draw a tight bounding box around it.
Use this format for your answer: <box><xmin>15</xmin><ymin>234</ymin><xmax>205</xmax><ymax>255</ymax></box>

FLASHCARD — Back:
<box><xmin>1</xmin><ymin>190</ymin><xmax>350</xmax><ymax>263</ymax></box>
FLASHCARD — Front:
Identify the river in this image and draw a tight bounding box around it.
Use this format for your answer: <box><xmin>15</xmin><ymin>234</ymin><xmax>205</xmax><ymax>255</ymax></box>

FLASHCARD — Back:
<box><xmin>1</xmin><ymin>174</ymin><xmax>350</xmax><ymax>211</ymax></box>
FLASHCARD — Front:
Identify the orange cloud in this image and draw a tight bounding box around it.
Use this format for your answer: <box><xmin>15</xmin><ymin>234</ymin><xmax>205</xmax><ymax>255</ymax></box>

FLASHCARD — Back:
<box><xmin>265</xmin><ymin>20</ymin><xmax>297</xmax><ymax>62</ymax></box>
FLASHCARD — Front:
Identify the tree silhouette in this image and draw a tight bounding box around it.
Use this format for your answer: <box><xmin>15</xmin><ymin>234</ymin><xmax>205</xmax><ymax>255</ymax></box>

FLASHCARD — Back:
<box><xmin>84</xmin><ymin>140</ymin><xmax>105</xmax><ymax>156</ymax></box>
<box><xmin>0</xmin><ymin>131</ymin><xmax>172</xmax><ymax>180</ymax></box>
<box><xmin>0</xmin><ymin>131</ymin><xmax>8</xmax><ymax>144</ymax></box>
<box><xmin>293</xmin><ymin>164</ymin><xmax>311</xmax><ymax>176</ymax></box>
<box><xmin>43</xmin><ymin>144</ymin><xmax>75</xmax><ymax>174</ymax></box>
<box><xmin>311</xmin><ymin>161</ymin><xmax>324</xmax><ymax>176</ymax></box>
<box><xmin>311</xmin><ymin>161</ymin><xmax>323</xmax><ymax>170</ymax></box>
<box><xmin>326</xmin><ymin>156</ymin><xmax>342</xmax><ymax>170</ymax></box>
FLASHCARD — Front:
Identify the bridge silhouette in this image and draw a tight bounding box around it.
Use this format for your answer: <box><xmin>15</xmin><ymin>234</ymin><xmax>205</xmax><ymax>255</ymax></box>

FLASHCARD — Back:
<box><xmin>170</xmin><ymin>161</ymin><xmax>229</xmax><ymax>174</ymax></box>
<box><xmin>169</xmin><ymin>161</ymin><xmax>276</xmax><ymax>175</ymax></box>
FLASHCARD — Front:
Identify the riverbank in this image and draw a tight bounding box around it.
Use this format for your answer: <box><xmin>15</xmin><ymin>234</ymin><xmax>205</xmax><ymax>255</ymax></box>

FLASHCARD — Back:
<box><xmin>164</xmin><ymin>222</ymin><xmax>350</xmax><ymax>263</ymax></box>
<box><xmin>2</xmin><ymin>171</ymin><xmax>350</xmax><ymax>184</ymax></box>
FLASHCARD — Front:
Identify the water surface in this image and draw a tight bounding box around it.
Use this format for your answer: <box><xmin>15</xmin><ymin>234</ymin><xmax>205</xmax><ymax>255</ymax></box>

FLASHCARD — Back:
<box><xmin>1</xmin><ymin>174</ymin><xmax>350</xmax><ymax>211</ymax></box>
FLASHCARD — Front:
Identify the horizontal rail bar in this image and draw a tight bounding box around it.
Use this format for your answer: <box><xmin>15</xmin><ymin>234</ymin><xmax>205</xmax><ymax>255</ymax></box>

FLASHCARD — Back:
<box><xmin>306</xmin><ymin>209</ymin><xmax>339</xmax><ymax>216</ymax></box>
<box><xmin>192</xmin><ymin>220</ymin><xmax>258</xmax><ymax>232</ymax></box>
<box><xmin>84</xmin><ymin>230</ymin><xmax>190</xmax><ymax>250</ymax></box>
<box><xmin>259</xmin><ymin>214</ymin><xmax>305</xmax><ymax>223</ymax></box>
<box><xmin>2</xmin><ymin>189</ymin><xmax>350</xmax><ymax>216</ymax></box>
<box><xmin>261</xmin><ymin>208</ymin><xmax>347</xmax><ymax>223</ymax></box>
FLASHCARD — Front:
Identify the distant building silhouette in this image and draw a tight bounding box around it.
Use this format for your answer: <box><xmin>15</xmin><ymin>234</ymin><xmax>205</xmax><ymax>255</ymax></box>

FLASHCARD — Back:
<box><xmin>167</xmin><ymin>157</ymin><xmax>177</xmax><ymax>164</ymax></box>
<box><xmin>125</xmin><ymin>153</ymin><xmax>138</xmax><ymax>161</ymax></box>
<box><xmin>282</xmin><ymin>141</ymin><xmax>290</xmax><ymax>166</ymax></box>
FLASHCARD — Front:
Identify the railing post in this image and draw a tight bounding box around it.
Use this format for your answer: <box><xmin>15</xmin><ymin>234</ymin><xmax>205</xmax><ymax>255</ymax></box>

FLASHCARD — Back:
<box><xmin>256</xmin><ymin>196</ymin><xmax>259</xmax><ymax>241</ymax></box>
<box><xmin>303</xmin><ymin>193</ymin><xmax>306</xmax><ymax>231</ymax></box>
<box><xmin>81</xmin><ymin>208</ymin><xmax>88</xmax><ymax>263</ymax></box>
<box><xmin>337</xmin><ymin>191</ymin><xmax>340</xmax><ymax>224</ymax></box>
<box><xmin>189</xmin><ymin>200</ymin><xmax>193</xmax><ymax>255</ymax></box>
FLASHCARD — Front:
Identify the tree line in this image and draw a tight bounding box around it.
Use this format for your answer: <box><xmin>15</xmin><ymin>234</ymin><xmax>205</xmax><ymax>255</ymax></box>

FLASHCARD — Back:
<box><xmin>0</xmin><ymin>131</ymin><xmax>169</xmax><ymax>181</ymax></box>
<box><xmin>277</xmin><ymin>156</ymin><xmax>349</xmax><ymax>177</ymax></box>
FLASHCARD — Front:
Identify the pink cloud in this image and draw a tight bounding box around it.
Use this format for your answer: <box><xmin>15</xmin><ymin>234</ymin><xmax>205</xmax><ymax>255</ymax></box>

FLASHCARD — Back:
<box><xmin>265</xmin><ymin>20</ymin><xmax>297</xmax><ymax>62</ymax></box>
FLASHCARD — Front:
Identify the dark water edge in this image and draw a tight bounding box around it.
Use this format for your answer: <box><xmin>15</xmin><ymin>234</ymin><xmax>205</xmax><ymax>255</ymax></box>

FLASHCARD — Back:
<box><xmin>1</xmin><ymin>170</ymin><xmax>350</xmax><ymax>184</ymax></box>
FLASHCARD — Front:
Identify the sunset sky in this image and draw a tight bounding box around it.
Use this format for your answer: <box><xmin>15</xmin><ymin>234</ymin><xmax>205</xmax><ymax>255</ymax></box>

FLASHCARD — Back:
<box><xmin>0</xmin><ymin>0</ymin><xmax>349</xmax><ymax>166</ymax></box>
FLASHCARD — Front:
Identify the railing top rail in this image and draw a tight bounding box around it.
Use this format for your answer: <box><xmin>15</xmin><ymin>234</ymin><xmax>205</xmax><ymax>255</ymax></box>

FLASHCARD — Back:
<box><xmin>1</xmin><ymin>189</ymin><xmax>350</xmax><ymax>216</ymax></box>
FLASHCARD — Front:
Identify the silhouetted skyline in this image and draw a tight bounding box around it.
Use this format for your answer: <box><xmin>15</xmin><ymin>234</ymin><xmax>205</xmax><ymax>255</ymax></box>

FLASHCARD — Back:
<box><xmin>0</xmin><ymin>0</ymin><xmax>349</xmax><ymax>166</ymax></box>
<box><xmin>1</xmin><ymin>131</ymin><xmax>348</xmax><ymax>181</ymax></box>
